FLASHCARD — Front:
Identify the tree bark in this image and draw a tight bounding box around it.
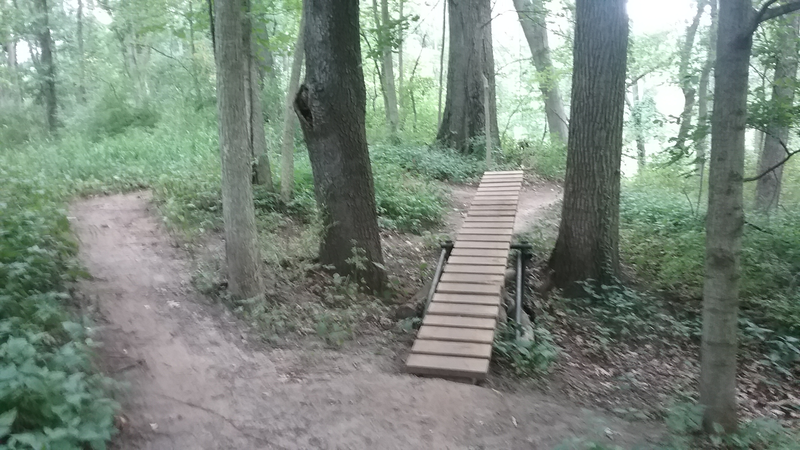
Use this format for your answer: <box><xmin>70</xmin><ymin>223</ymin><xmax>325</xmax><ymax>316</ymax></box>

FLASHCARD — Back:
<box><xmin>700</xmin><ymin>0</ymin><xmax>752</xmax><ymax>434</ymax></box>
<box><xmin>548</xmin><ymin>0</ymin><xmax>628</xmax><ymax>292</ymax></box>
<box><xmin>398</xmin><ymin>0</ymin><xmax>404</xmax><ymax>122</ymax></box>
<box><xmin>242</xmin><ymin>0</ymin><xmax>273</xmax><ymax>188</ymax></box>
<box><xmin>632</xmin><ymin>80</ymin><xmax>646</xmax><ymax>171</ymax></box>
<box><xmin>755</xmin><ymin>14</ymin><xmax>800</xmax><ymax>214</ymax></box>
<box><xmin>34</xmin><ymin>0</ymin><xmax>57</xmax><ymax>134</ymax></box>
<box><xmin>253</xmin><ymin>22</ymin><xmax>276</xmax><ymax>83</ymax></box>
<box><xmin>674</xmin><ymin>0</ymin><xmax>708</xmax><ymax>153</ymax></box>
<box><xmin>373</xmin><ymin>0</ymin><xmax>399</xmax><ymax>135</ymax></box>
<box><xmin>437</xmin><ymin>0</ymin><xmax>446</xmax><ymax>127</ymax></box>
<box><xmin>512</xmin><ymin>0</ymin><xmax>569</xmax><ymax>145</ymax></box>
<box><xmin>436</xmin><ymin>0</ymin><xmax>499</xmax><ymax>154</ymax></box>
<box><xmin>294</xmin><ymin>0</ymin><xmax>387</xmax><ymax>292</ymax></box>
<box><xmin>280</xmin><ymin>20</ymin><xmax>304</xmax><ymax>202</ymax></box>
<box><xmin>77</xmin><ymin>0</ymin><xmax>86</xmax><ymax>103</ymax></box>
<box><xmin>214</xmin><ymin>0</ymin><xmax>264</xmax><ymax>300</ymax></box>
<box><xmin>697</xmin><ymin>0</ymin><xmax>717</xmax><ymax>178</ymax></box>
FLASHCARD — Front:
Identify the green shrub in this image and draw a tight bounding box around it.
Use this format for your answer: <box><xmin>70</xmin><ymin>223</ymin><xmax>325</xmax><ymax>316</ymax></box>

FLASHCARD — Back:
<box><xmin>492</xmin><ymin>322</ymin><xmax>559</xmax><ymax>376</ymax></box>
<box><xmin>371</xmin><ymin>143</ymin><xmax>484</xmax><ymax>182</ymax></box>
<box><xmin>87</xmin><ymin>91</ymin><xmax>160</xmax><ymax>141</ymax></box>
<box><xmin>661</xmin><ymin>402</ymin><xmax>800</xmax><ymax>449</ymax></box>
<box><xmin>0</xmin><ymin>174</ymin><xmax>118</xmax><ymax>449</ymax></box>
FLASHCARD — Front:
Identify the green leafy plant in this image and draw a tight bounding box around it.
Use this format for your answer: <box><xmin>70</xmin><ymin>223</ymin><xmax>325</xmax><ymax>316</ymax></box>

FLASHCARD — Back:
<box><xmin>492</xmin><ymin>322</ymin><xmax>559</xmax><ymax>376</ymax></box>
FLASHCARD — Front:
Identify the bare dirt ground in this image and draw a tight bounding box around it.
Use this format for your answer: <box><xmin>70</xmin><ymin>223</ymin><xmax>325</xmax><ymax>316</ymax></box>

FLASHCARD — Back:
<box><xmin>71</xmin><ymin>189</ymin><xmax>663</xmax><ymax>450</ymax></box>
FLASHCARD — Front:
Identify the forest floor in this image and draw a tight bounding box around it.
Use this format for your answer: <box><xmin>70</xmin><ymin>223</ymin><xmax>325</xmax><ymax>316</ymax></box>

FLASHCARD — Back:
<box><xmin>69</xmin><ymin>185</ymin><xmax>669</xmax><ymax>450</ymax></box>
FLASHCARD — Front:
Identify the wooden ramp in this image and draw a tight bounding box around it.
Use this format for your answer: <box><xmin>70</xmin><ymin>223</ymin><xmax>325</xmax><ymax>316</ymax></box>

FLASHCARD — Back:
<box><xmin>406</xmin><ymin>170</ymin><xmax>523</xmax><ymax>381</ymax></box>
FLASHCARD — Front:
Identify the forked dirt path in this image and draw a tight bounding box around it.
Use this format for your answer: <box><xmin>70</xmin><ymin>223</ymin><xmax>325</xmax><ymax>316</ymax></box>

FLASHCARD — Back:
<box><xmin>72</xmin><ymin>191</ymin><xmax>658</xmax><ymax>450</ymax></box>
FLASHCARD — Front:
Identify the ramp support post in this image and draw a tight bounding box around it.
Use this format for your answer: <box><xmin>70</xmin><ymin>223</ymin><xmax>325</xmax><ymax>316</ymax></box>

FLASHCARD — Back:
<box><xmin>511</xmin><ymin>242</ymin><xmax>532</xmax><ymax>337</ymax></box>
<box><xmin>424</xmin><ymin>240</ymin><xmax>454</xmax><ymax>312</ymax></box>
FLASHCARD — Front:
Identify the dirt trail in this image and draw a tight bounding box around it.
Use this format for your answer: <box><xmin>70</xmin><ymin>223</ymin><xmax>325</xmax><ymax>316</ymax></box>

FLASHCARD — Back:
<box><xmin>72</xmin><ymin>192</ymin><xmax>657</xmax><ymax>450</ymax></box>
<box><xmin>446</xmin><ymin>182</ymin><xmax>562</xmax><ymax>234</ymax></box>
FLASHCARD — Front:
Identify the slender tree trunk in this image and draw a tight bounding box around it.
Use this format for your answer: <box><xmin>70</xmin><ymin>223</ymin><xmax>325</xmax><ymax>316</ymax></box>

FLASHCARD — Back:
<box><xmin>280</xmin><ymin>20</ymin><xmax>305</xmax><ymax>202</ymax></box>
<box><xmin>436</xmin><ymin>0</ymin><xmax>499</xmax><ymax>154</ymax></box>
<box><xmin>548</xmin><ymin>0</ymin><xmax>628</xmax><ymax>292</ymax></box>
<box><xmin>294</xmin><ymin>0</ymin><xmax>387</xmax><ymax>292</ymax></box>
<box><xmin>755</xmin><ymin>14</ymin><xmax>800</xmax><ymax>214</ymax></box>
<box><xmin>512</xmin><ymin>0</ymin><xmax>569</xmax><ymax>145</ymax></box>
<box><xmin>437</xmin><ymin>0</ymin><xmax>446</xmax><ymax>127</ymax></box>
<box><xmin>188</xmin><ymin>0</ymin><xmax>202</xmax><ymax>105</ymax></box>
<box><xmin>697</xmin><ymin>0</ymin><xmax>717</xmax><ymax>179</ymax></box>
<box><xmin>373</xmin><ymin>0</ymin><xmax>399</xmax><ymax>134</ymax></box>
<box><xmin>34</xmin><ymin>0</ymin><xmax>57</xmax><ymax>134</ymax></box>
<box><xmin>675</xmin><ymin>0</ymin><xmax>708</xmax><ymax>153</ymax></box>
<box><xmin>700</xmin><ymin>0</ymin><xmax>752</xmax><ymax>433</ymax></box>
<box><xmin>214</xmin><ymin>0</ymin><xmax>264</xmax><ymax>300</ymax></box>
<box><xmin>254</xmin><ymin>23</ymin><xmax>276</xmax><ymax>83</ymax></box>
<box><xmin>632</xmin><ymin>80</ymin><xmax>646</xmax><ymax>171</ymax></box>
<box><xmin>398</xmin><ymin>0</ymin><xmax>404</xmax><ymax>124</ymax></box>
<box><xmin>243</xmin><ymin>0</ymin><xmax>273</xmax><ymax>188</ymax></box>
<box><xmin>77</xmin><ymin>0</ymin><xmax>86</xmax><ymax>103</ymax></box>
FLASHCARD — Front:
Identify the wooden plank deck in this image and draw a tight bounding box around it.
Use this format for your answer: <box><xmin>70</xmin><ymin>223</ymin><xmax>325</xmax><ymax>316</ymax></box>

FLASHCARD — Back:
<box><xmin>405</xmin><ymin>170</ymin><xmax>523</xmax><ymax>381</ymax></box>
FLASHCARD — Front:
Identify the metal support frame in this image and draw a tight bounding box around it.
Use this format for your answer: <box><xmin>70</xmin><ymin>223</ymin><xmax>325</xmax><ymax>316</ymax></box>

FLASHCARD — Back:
<box><xmin>510</xmin><ymin>242</ymin><xmax>532</xmax><ymax>337</ymax></box>
<box><xmin>424</xmin><ymin>241</ymin><xmax>454</xmax><ymax>312</ymax></box>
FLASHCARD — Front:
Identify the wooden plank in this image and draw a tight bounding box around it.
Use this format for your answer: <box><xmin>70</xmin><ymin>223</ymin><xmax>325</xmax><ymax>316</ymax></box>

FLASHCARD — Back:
<box><xmin>411</xmin><ymin>339</ymin><xmax>493</xmax><ymax>358</ymax></box>
<box><xmin>468</xmin><ymin>210</ymin><xmax>517</xmax><ymax>216</ymax></box>
<box><xmin>423</xmin><ymin>313</ymin><xmax>497</xmax><ymax>330</ymax></box>
<box><xmin>478</xmin><ymin>185</ymin><xmax>521</xmax><ymax>190</ymax></box>
<box><xmin>416</xmin><ymin>325</ymin><xmax>494</xmax><ymax>344</ymax></box>
<box><xmin>454</xmin><ymin>241</ymin><xmax>510</xmax><ymax>249</ymax></box>
<box><xmin>421</xmin><ymin>315</ymin><xmax>497</xmax><ymax>331</ymax></box>
<box><xmin>450</xmin><ymin>248</ymin><xmax>509</xmax><ymax>258</ymax></box>
<box><xmin>443</xmin><ymin>264</ymin><xmax>507</xmax><ymax>275</ymax></box>
<box><xmin>427</xmin><ymin>302</ymin><xmax>499</xmax><ymax>318</ymax></box>
<box><xmin>460</xmin><ymin>222</ymin><xmax>515</xmax><ymax>229</ymax></box>
<box><xmin>439</xmin><ymin>272</ymin><xmax>504</xmax><ymax>284</ymax></box>
<box><xmin>433</xmin><ymin>292</ymin><xmax>501</xmax><ymax>305</ymax></box>
<box><xmin>472</xmin><ymin>196</ymin><xmax>519</xmax><ymax>202</ymax></box>
<box><xmin>447</xmin><ymin>255</ymin><xmax>507</xmax><ymax>266</ymax></box>
<box><xmin>406</xmin><ymin>353</ymin><xmax>490</xmax><ymax>379</ymax></box>
<box><xmin>436</xmin><ymin>282</ymin><xmax>502</xmax><ymax>296</ymax></box>
<box><xmin>453</xmin><ymin>228</ymin><xmax>512</xmax><ymax>235</ymax></box>
<box><xmin>485</xmin><ymin>170</ymin><xmax>523</xmax><ymax>175</ymax></box>
<box><xmin>469</xmin><ymin>205</ymin><xmax>518</xmax><ymax>211</ymax></box>
<box><xmin>463</xmin><ymin>215</ymin><xmax>515</xmax><ymax>222</ymax></box>
<box><xmin>480</xmin><ymin>181</ymin><xmax>521</xmax><ymax>185</ymax></box>
<box><xmin>480</xmin><ymin>177</ymin><xmax>523</xmax><ymax>183</ymax></box>
<box><xmin>457</xmin><ymin>234</ymin><xmax>513</xmax><ymax>242</ymax></box>
<box><xmin>471</xmin><ymin>200</ymin><xmax>519</xmax><ymax>205</ymax></box>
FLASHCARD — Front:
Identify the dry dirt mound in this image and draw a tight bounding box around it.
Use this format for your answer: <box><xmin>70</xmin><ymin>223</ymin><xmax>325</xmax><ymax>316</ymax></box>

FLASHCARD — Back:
<box><xmin>72</xmin><ymin>192</ymin><xmax>658</xmax><ymax>449</ymax></box>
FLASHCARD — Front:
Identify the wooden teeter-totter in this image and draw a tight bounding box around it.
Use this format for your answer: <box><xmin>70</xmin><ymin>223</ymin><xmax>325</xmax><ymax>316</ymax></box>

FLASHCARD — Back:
<box><xmin>405</xmin><ymin>170</ymin><xmax>524</xmax><ymax>381</ymax></box>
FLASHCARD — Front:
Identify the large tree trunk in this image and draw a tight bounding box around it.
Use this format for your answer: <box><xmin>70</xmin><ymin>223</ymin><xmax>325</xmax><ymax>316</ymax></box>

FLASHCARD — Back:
<box><xmin>294</xmin><ymin>0</ymin><xmax>387</xmax><ymax>292</ymax></box>
<box><xmin>512</xmin><ymin>0</ymin><xmax>569</xmax><ymax>145</ymax></box>
<box><xmin>755</xmin><ymin>14</ymin><xmax>800</xmax><ymax>214</ymax></box>
<box><xmin>696</xmin><ymin>0</ymin><xmax>717</xmax><ymax>178</ymax></box>
<box><xmin>436</xmin><ymin>0</ymin><xmax>499</xmax><ymax>154</ymax></box>
<box><xmin>242</xmin><ymin>0</ymin><xmax>273</xmax><ymax>188</ymax></box>
<box><xmin>548</xmin><ymin>0</ymin><xmax>628</xmax><ymax>292</ymax></box>
<box><xmin>34</xmin><ymin>0</ymin><xmax>57</xmax><ymax>134</ymax></box>
<box><xmin>280</xmin><ymin>20</ymin><xmax>304</xmax><ymax>202</ymax></box>
<box><xmin>674</xmin><ymin>0</ymin><xmax>708</xmax><ymax>154</ymax></box>
<box><xmin>373</xmin><ymin>0</ymin><xmax>399</xmax><ymax>134</ymax></box>
<box><xmin>253</xmin><ymin>22</ymin><xmax>276</xmax><ymax>83</ymax></box>
<box><xmin>214</xmin><ymin>0</ymin><xmax>264</xmax><ymax>300</ymax></box>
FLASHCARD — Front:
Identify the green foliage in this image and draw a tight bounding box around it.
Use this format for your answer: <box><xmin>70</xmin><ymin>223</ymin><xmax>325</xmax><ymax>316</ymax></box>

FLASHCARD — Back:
<box><xmin>87</xmin><ymin>91</ymin><xmax>160</xmax><ymax>141</ymax></box>
<box><xmin>501</xmin><ymin>138</ymin><xmax>567</xmax><ymax>180</ymax></box>
<box><xmin>565</xmin><ymin>281</ymin><xmax>696</xmax><ymax>346</ymax></box>
<box><xmin>492</xmin><ymin>322</ymin><xmax>559</xmax><ymax>376</ymax></box>
<box><xmin>371</xmin><ymin>143</ymin><xmax>484</xmax><ymax>182</ymax></box>
<box><xmin>661</xmin><ymin>402</ymin><xmax>800</xmax><ymax>449</ymax></box>
<box><xmin>0</xmin><ymin>173</ymin><xmax>118</xmax><ymax>449</ymax></box>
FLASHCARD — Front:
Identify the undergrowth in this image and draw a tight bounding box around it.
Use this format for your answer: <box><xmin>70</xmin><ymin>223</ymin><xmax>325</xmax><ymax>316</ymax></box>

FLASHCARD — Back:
<box><xmin>0</xmin><ymin>172</ymin><xmax>118</xmax><ymax>448</ymax></box>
